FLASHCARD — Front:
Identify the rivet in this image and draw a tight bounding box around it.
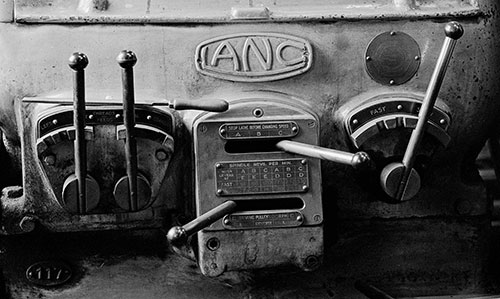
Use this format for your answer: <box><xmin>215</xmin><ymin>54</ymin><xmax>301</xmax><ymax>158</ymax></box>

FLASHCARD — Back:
<box><xmin>296</xmin><ymin>215</ymin><xmax>303</xmax><ymax>222</ymax></box>
<box><xmin>389</xmin><ymin>80</ymin><xmax>395</xmax><ymax>85</ymax></box>
<box><xmin>301</xmin><ymin>159</ymin><xmax>307</xmax><ymax>165</ymax></box>
<box><xmin>216</xmin><ymin>163</ymin><xmax>222</xmax><ymax>169</ymax></box>
<box><xmin>88</xmin><ymin>114</ymin><xmax>94</xmax><ymax>120</ymax></box>
<box><xmin>302</xmin><ymin>185</ymin><xmax>309</xmax><ymax>192</ymax></box>
<box><xmin>219</xmin><ymin>128</ymin><xmax>226</xmax><ymax>135</ymax></box>
<box><xmin>291</xmin><ymin>126</ymin><xmax>298</xmax><ymax>133</ymax></box>
<box><xmin>415</xmin><ymin>56</ymin><xmax>420</xmax><ymax>61</ymax></box>
<box><xmin>352</xmin><ymin>119</ymin><xmax>359</xmax><ymax>125</ymax></box>
<box><xmin>155</xmin><ymin>149</ymin><xmax>168</xmax><ymax>161</ymax></box>
<box><xmin>390</xmin><ymin>31</ymin><xmax>396</xmax><ymax>36</ymax></box>
<box><xmin>146</xmin><ymin>115</ymin><xmax>152</xmax><ymax>121</ymax></box>
<box><xmin>397</xmin><ymin>105</ymin><xmax>403</xmax><ymax>110</ymax></box>
<box><xmin>115</xmin><ymin>113</ymin><xmax>121</xmax><ymax>119</ymax></box>
<box><xmin>216</xmin><ymin>189</ymin><xmax>224</xmax><ymax>195</ymax></box>
<box><xmin>366</xmin><ymin>56</ymin><xmax>372</xmax><ymax>61</ymax></box>
<box><xmin>223</xmin><ymin>218</ymin><xmax>230</xmax><ymax>225</ymax></box>
<box><xmin>52</xmin><ymin>119</ymin><xmax>58</xmax><ymax>125</ymax></box>
<box><xmin>440</xmin><ymin>119</ymin><xmax>447</xmax><ymax>125</ymax></box>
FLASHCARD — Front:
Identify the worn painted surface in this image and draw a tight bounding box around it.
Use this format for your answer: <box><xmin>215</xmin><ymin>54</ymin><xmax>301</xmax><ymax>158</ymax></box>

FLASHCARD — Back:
<box><xmin>0</xmin><ymin>0</ymin><xmax>499</xmax><ymax>297</ymax></box>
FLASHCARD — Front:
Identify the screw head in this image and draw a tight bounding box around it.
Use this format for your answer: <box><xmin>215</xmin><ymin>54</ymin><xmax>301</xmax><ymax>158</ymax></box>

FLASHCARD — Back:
<box><xmin>88</xmin><ymin>114</ymin><xmax>94</xmax><ymax>120</ymax></box>
<box><xmin>440</xmin><ymin>119</ymin><xmax>447</xmax><ymax>125</ymax></box>
<box><xmin>115</xmin><ymin>113</ymin><xmax>121</xmax><ymax>119</ymax></box>
<box><xmin>389</xmin><ymin>80</ymin><xmax>395</xmax><ymax>85</ymax></box>
<box><xmin>397</xmin><ymin>105</ymin><xmax>403</xmax><ymax>110</ymax></box>
<box><xmin>52</xmin><ymin>119</ymin><xmax>58</xmax><ymax>125</ymax></box>
<box><xmin>44</xmin><ymin>155</ymin><xmax>56</xmax><ymax>166</ymax></box>
<box><xmin>352</xmin><ymin>119</ymin><xmax>359</xmax><ymax>125</ymax></box>
<box><xmin>216</xmin><ymin>189</ymin><xmax>224</xmax><ymax>195</ymax></box>
<box><xmin>366</xmin><ymin>56</ymin><xmax>372</xmax><ymax>61</ymax></box>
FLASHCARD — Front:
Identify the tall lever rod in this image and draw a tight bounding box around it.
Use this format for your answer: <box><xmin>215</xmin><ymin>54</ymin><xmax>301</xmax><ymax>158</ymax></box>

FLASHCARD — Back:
<box><xmin>117</xmin><ymin>50</ymin><xmax>139</xmax><ymax>211</ymax></box>
<box><xmin>395</xmin><ymin>21</ymin><xmax>463</xmax><ymax>201</ymax></box>
<box><xmin>276</xmin><ymin>140</ymin><xmax>371</xmax><ymax>169</ymax></box>
<box><xmin>167</xmin><ymin>201</ymin><xmax>238</xmax><ymax>247</ymax></box>
<box><xmin>68</xmin><ymin>53</ymin><xmax>89</xmax><ymax>214</ymax></box>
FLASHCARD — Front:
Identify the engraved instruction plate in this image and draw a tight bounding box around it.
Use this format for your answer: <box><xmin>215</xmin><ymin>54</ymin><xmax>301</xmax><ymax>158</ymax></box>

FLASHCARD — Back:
<box><xmin>215</xmin><ymin>159</ymin><xmax>309</xmax><ymax>196</ymax></box>
<box><xmin>219</xmin><ymin>121</ymin><xmax>299</xmax><ymax>139</ymax></box>
<box><xmin>223</xmin><ymin>211</ymin><xmax>304</xmax><ymax>229</ymax></box>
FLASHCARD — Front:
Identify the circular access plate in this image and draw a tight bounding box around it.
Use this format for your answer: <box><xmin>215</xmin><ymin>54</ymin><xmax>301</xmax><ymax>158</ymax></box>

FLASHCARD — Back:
<box><xmin>365</xmin><ymin>31</ymin><xmax>421</xmax><ymax>85</ymax></box>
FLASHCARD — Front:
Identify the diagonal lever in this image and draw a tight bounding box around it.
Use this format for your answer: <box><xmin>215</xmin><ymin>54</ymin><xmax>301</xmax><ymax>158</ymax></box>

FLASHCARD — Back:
<box><xmin>380</xmin><ymin>21</ymin><xmax>464</xmax><ymax>201</ymax></box>
<box><xmin>276</xmin><ymin>140</ymin><xmax>371</xmax><ymax>169</ymax></box>
<box><xmin>167</xmin><ymin>201</ymin><xmax>238</xmax><ymax>247</ymax></box>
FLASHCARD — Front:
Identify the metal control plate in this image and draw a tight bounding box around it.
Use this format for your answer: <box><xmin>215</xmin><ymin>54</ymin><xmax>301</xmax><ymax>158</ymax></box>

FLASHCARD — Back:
<box><xmin>219</xmin><ymin>121</ymin><xmax>299</xmax><ymax>139</ymax></box>
<box><xmin>223</xmin><ymin>211</ymin><xmax>304</xmax><ymax>229</ymax></box>
<box><xmin>215</xmin><ymin>159</ymin><xmax>309</xmax><ymax>196</ymax></box>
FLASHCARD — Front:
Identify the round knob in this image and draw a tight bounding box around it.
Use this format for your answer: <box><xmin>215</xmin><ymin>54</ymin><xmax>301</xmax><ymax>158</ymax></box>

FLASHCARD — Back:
<box><xmin>116</xmin><ymin>50</ymin><xmax>137</xmax><ymax>68</ymax></box>
<box><xmin>380</xmin><ymin>162</ymin><xmax>421</xmax><ymax>201</ymax></box>
<box><xmin>68</xmin><ymin>52</ymin><xmax>89</xmax><ymax>70</ymax></box>
<box><xmin>351</xmin><ymin>151</ymin><xmax>372</xmax><ymax>170</ymax></box>
<box><xmin>166</xmin><ymin>226</ymin><xmax>188</xmax><ymax>247</ymax></box>
<box><xmin>444</xmin><ymin>21</ymin><xmax>464</xmax><ymax>40</ymax></box>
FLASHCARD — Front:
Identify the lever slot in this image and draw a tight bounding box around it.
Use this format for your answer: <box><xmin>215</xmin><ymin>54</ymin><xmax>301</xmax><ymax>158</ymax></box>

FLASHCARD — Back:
<box><xmin>234</xmin><ymin>198</ymin><xmax>304</xmax><ymax>211</ymax></box>
<box><xmin>225</xmin><ymin>139</ymin><xmax>285</xmax><ymax>154</ymax></box>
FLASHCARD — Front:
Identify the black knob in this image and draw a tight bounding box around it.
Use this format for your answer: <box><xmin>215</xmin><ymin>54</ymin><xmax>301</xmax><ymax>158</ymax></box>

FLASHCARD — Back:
<box><xmin>444</xmin><ymin>21</ymin><xmax>464</xmax><ymax>40</ymax></box>
<box><xmin>116</xmin><ymin>50</ymin><xmax>137</xmax><ymax>68</ymax></box>
<box><xmin>68</xmin><ymin>52</ymin><xmax>89</xmax><ymax>70</ymax></box>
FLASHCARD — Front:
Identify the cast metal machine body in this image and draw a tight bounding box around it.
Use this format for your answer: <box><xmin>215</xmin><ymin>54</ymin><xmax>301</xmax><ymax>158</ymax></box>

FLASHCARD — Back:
<box><xmin>0</xmin><ymin>0</ymin><xmax>499</xmax><ymax>298</ymax></box>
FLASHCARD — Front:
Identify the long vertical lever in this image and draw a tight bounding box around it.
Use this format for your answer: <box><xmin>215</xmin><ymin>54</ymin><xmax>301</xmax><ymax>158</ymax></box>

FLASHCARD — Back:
<box><xmin>63</xmin><ymin>53</ymin><xmax>100</xmax><ymax>214</ymax></box>
<box><xmin>69</xmin><ymin>53</ymin><xmax>88</xmax><ymax>213</ymax></box>
<box><xmin>117</xmin><ymin>50</ymin><xmax>140</xmax><ymax>211</ymax></box>
<box><xmin>380</xmin><ymin>21</ymin><xmax>464</xmax><ymax>201</ymax></box>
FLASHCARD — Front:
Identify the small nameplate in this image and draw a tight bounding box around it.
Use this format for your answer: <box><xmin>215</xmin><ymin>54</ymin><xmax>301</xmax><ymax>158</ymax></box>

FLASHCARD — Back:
<box><xmin>26</xmin><ymin>261</ymin><xmax>72</xmax><ymax>287</ymax></box>
<box><xmin>215</xmin><ymin>159</ymin><xmax>309</xmax><ymax>196</ymax></box>
<box><xmin>223</xmin><ymin>211</ymin><xmax>303</xmax><ymax>229</ymax></box>
<box><xmin>219</xmin><ymin>122</ymin><xmax>298</xmax><ymax>139</ymax></box>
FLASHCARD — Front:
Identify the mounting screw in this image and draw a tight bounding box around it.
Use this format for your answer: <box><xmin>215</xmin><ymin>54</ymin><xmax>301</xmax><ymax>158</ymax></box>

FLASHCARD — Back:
<box><xmin>52</xmin><ymin>119</ymin><xmax>58</xmax><ymax>125</ymax></box>
<box><xmin>390</xmin><ymin>31</ymin><xmax>396</xmax><ymax>36</ymax></box>
<box><xmin>302</xmin><ymin>185</ymin><xmax>309</xmax><ymax>192</ymax></box>
<box><xmin>389</xmin><ymin>80</ymin><xmax>395</xmax><ymax>85</ymax></box>
<box><xmin>206</xmin><ymin>237</ymin><xmax>220</xmax><ymax>251</ymax></box>
<box><xmin>88</xmin><ymin>114</ymin><xmax>94</xmax><ymax>120</ymax></box>
<box><xmin>44</xmin><ymin>155</ymin><xmax>56</xmax><ymax>166</ymax></box>
<box><xmin>252</xmin><ymin>107</ymin><xmax>264</xmax><ymax>118</ymax></box>
<box><xmin>415</xmin><ymin>55</ymin><xmax>420</xmax><ymax>61</ymax></box>
<box><xmin>352</xmin><ymin>119</ymin><xmax>359</xmax><ymax>125</ymax></box>
<box><xmin>440</xmin><ymin>119</ymin><xmax>447</xmax><ymax>125</ymax></box>
<box><xmin>199</xmin><ymin>125</ymin><xmax>207</xmax><ymax>133</ymax></box>
<box><xmin>115</xmin><ymin>113</ymin><xmax>121</xmax><ymax>119</ymax></box>
<box><xmin>219</xmin><ymin>128</ymin><xmax>226</xmax><ymax>135</ymax></box>
<box><xmin>291</xmin><ymin>126</ymin><xmax>298</xmax><ymax>133</ymax></box>
<box><xmin>365</xmin><ymin>56</ymin><xmax>372</xmax><ymax>61</ymax></box>
<box><xmin>301</xmin><ymin>159</ymin><xmax>307</xmax><ymax>165</ymax></box>
<box><xmin>397</xmin><ymin>105</ymin><xmax>403</xmax><ymax>110</ymax></box>
<box><xmin>19</xmin><ymin>216</ymin><xmax>36</xmax><ymax>233</ymax></box>
<box><xmin>296</xmin><ymin>215</ymin><xmax>303</xmax><ymax>222</ymax></box>
<box><xmin>146</xmin><ymin>115</ymin><xmax>152</xmax><ymax>121</ymax></box>
<box><xmin>313</xmin><ymin>214</ymin><xmax>322</xmax><ymax>222</ymax></box>
<box><xmin>215</xmin><ymin>163</ymin><xmax>222</xmax><ymax>169</ymax></box>
<box><xmin>223</xmin><ymin>218</ymin><xmax>230</xmax><ymax>225</ymax></box>
<box><xmin>216</xmin><ymin>189</ymin><xmax>224</xmax><ymax>195</ymax></box>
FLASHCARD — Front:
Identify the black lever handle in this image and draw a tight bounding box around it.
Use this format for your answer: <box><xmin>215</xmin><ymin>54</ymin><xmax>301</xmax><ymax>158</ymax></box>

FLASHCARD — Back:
<box><xmin>69</xmin><ymin>53</ymin><xmax>89</xmax><ymax>214</ymax></box>
<box><xmin>117</xmin><ymin>50</ymin><xmax>140</xmax><ymax>211</ymax></box>
<box><xmin>167</xmin><ymin>201</ymin><xmax>238</xmax><ymax>247</ymax></box>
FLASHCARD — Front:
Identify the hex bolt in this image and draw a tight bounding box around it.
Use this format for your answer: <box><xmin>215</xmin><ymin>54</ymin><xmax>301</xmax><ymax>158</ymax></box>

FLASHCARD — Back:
<box><xmin>155</xmin><ymin>149</ymin><xmax>168</xmax><ymax>161</ymax></box>
<box><xmin>19</xmin><ymin>216</ymin><xmax>36</xmax><ymax>233</ymax></box>
<box><xmin>44</xmin><ymin>155</ymin><xmax>56</xmax><ymax>166</ymax></box>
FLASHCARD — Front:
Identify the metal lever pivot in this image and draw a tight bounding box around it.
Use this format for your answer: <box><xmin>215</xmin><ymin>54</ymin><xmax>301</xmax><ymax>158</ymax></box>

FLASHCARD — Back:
<box><xmin>167</xmin><ymin>201</ymin><xmax>238</xmax><ymax>247</ymax></box>
<box><xmin>114</xmin><ymin>50</ymin><xmax>151</xmax><ymax>212</ymax></box>
<box><xmin>62</xmin><ymin>53</ymin><xmax>100</xmax><ymax>214</ymax></box>
<box><xmin>276</xmin><ymin>140</ymin><xmax>371</xmax><ymax>169</ymax></box>
<box><xmin>380</xmin><ymin>21</ymin><xmax>464</xmax><ymax>201</ymax></box>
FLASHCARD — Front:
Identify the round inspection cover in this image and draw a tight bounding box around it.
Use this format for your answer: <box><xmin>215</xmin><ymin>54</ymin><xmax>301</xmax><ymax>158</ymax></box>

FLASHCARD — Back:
<box><xmin>365</xmin><ymin>31</ymin><xmax>421</xmax><ymax>85</ymax></box>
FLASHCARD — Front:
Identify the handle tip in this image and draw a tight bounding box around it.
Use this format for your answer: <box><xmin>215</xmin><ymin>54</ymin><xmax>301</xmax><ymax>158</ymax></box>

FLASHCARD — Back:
<box><xmin>351</xmin><ymin>151</ymin><xmax>372</xmax><ymax>170</ymax></box>
<box><xmin>68</xmin><ymin>52</ymin><xmax>89</xmax><ymax>70</ymax></box>
<box><xmin>116</xmin><ymin>50</ymin><xmax>137</xmax><ymax>68</ymax></box>
<box><xmin>166</xmin><ymin>226</ymin><xmax>188</xmax><ymax>246</ymax></box>
<box><xmin>444</xmin><ymin>21</ymin><xmax>464</xmax><ymax>40</ymax></box>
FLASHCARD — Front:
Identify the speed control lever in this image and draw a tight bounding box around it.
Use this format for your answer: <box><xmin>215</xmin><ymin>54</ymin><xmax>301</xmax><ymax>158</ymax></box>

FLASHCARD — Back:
<box><xmin>380</xmin><ymin>21</ymin><xmax>464</xmax><ymax>201</ymax></box>
<box><xmin>276</xmin><ymin>140</ymin><xmax>371</xmax><ymax>169</ymax></box>
<box><xmin>167</xmin><ymin>201</ymin><xmax>238</xmax><ymax>247</ymax></box>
